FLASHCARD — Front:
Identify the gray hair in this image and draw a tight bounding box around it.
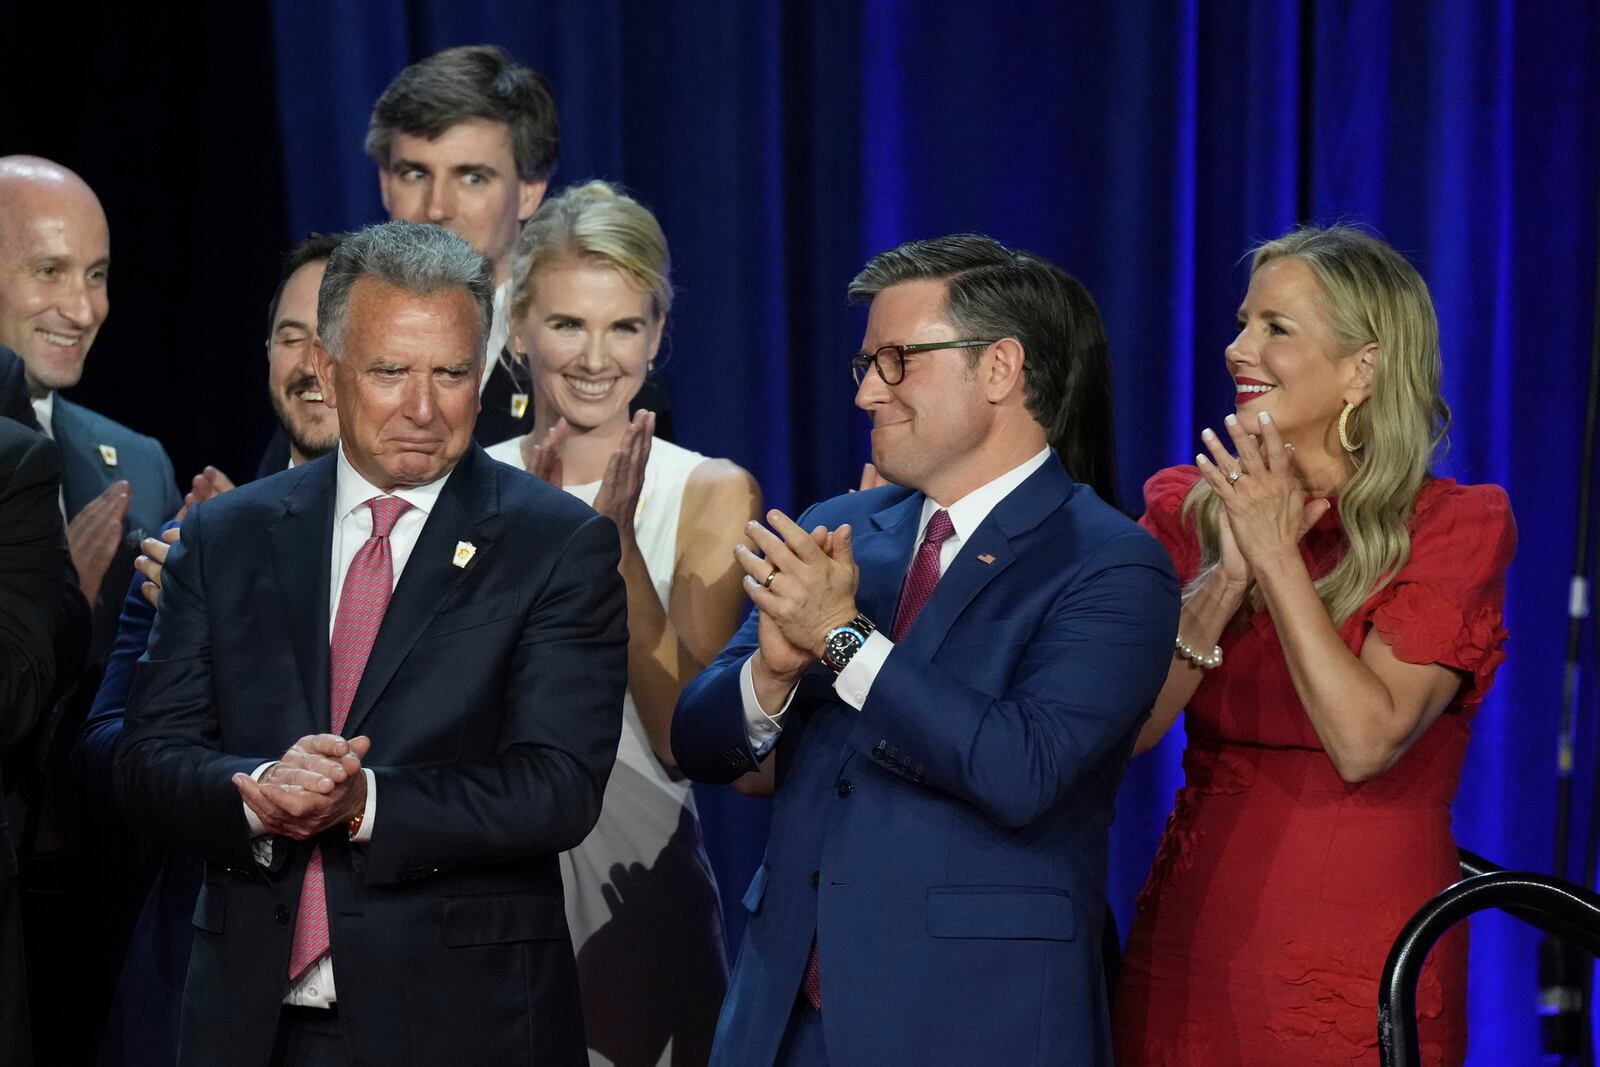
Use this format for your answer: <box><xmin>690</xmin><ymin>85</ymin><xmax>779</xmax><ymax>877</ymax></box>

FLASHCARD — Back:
<box><xmin>318</xmin><ymin>221</ymin><xmax>494</xmax><ymax>361</ymax></box>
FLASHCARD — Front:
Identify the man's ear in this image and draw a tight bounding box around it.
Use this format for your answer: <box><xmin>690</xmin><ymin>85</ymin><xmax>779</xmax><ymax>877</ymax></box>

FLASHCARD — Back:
<box><xmin>984</xmin><ymin>337</ymin><xmax>1027</xmax><ymax>404</ymax></box>
<box><xmin>1345</xmin><ymin>341</ymin><xmax>1377</xmax><ymax>406</ymax></box>
<box><xmin>313</xmin><ymin>338</ymin><xmax>338</xmax><ymax>410</ymax></box>
<box><xmin>517</xmin><ymin>179</ymin><xmax>547</xmax><ymax>223</ymax></box>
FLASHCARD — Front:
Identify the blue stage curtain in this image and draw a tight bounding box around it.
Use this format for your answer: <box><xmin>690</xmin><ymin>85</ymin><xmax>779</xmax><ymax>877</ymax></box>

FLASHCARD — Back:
<box><xmin>270</xmin><ymin>2</ymin><xmax>1599</xmax><ymax>1059</ymax></box>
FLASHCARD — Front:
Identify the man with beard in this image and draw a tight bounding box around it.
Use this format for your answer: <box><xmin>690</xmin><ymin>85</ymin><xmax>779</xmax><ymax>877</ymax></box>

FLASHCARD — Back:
<box><xmin>74</xmin><ymin>234</ymin><xmax>344</xmax><ymax>1067</ymax></box>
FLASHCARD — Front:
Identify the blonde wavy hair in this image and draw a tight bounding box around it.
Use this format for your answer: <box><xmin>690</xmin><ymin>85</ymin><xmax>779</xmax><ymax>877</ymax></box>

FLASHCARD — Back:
<box><xmin>1184</xmin><ymin>225</ymin><xmax>1450</xmax><ymax>624</ymax></box>
<box><xmin>508</xmin><ymin>179</ymin><xmax>673</xmax><ymax>325</ymax></box>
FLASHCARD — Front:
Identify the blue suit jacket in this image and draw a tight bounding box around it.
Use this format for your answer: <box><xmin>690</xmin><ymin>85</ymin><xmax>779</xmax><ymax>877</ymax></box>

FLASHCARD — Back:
<box><xmin>672</xmin><ymin>458</ymin><xmax>1179</xmax><ymax>1067</ymax></box>
<box><xmin>115</xmin><ymin>443</ymin><xmax>627</xmax><ymax>1067</ymax></box>
<box><xmin>52</xmin><ymin>396</ymin><xmax>182</xmax><ymax>669</ymax></box>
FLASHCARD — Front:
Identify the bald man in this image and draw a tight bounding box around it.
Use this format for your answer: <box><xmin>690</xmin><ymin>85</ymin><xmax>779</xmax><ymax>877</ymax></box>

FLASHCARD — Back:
<box><xmin>0</xmin><ymin>157</ymin><xmax>182</xmax><ymax>649</ymax></box>
<box><xmin>0</xmin><ymin>155</ymin><xmax>183</xmax><ymax>1064</ymax></box>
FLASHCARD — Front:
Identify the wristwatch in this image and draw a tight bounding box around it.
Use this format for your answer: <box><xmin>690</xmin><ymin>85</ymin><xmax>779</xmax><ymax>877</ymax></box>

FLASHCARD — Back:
<box><xmin>822</xmin><ymin>614</ymin><xmax>876</xmax><ymax>673</ymax></box>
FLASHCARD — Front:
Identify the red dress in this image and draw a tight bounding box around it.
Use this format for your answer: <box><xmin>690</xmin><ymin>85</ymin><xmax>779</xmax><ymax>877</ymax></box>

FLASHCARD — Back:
<box><xmin>1113</xmin><ymin>467</ymin><xmax>1515</xmax><ymax>1067</ymax></box>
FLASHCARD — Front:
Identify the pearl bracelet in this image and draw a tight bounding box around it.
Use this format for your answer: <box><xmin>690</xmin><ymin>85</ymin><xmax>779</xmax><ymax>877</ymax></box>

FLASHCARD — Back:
<box><xmin>1174</xmin><ymin>633</ymin><xmax>1223</xmax><ymax>670</ymax></box>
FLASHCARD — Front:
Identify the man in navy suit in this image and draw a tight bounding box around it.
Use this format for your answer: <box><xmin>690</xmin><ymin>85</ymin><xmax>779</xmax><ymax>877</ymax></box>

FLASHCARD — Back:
<box><xmin>673</xmin><ymin>235</ymin><xmax>1179</xmax><ymax>1066</ymax></box>
<box><xmin>117</xmin><ymin>221</ymin><xmax>627</xmax><ymax>1065</ymax></box>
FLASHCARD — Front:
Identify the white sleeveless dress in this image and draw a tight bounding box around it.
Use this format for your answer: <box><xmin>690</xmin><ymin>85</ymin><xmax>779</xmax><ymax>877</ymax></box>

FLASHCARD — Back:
<box><xmin>486</xmin><ymin>435</ymin><xmax>729</xmax><ymax>1067</ymax></box>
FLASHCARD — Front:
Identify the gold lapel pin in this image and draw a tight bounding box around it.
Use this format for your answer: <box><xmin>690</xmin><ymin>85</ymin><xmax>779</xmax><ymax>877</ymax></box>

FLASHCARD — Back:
<box><xmin>977</xmin><ymin>553</ymin><xmax>997</xmax><ymax>565</ymax></box>
<box><xmin>97</xmin><ymin>443</ymin><xmax>119</xmax><ymax>467</ymax></box>
<box><xmin>509</xmin><ymin>393</ymin><xmax>529</xmax><ymax>419</ymax></box>
<box><xmin>453</xmin><ymin>541</ymin><xmax>477</xmax><ymax>568</ymax></box>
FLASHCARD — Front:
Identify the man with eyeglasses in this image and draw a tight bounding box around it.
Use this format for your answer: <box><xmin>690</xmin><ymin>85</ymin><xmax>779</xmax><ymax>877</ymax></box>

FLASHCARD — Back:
<box><xmin>673</xmin><ymin>234</ymin><xmax>1179</xmax><ymax>1066</ymax></box>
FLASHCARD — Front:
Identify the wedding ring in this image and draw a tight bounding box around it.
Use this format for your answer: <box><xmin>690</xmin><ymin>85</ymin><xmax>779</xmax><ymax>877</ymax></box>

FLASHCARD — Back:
<box><xmin>1226</xmin><ymin>468</ymin><xmax>1244</xmax><ymax>485</ymax></box>
<box><xmin>763</xmin><ymin>569</ymin><xmax>778</xmax><ymax>589</ymax></box>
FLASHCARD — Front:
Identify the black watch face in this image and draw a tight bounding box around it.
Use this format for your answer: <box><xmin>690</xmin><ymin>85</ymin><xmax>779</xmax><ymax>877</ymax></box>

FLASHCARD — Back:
<box><xmin>825</xmin><ymin>628</ymin><xmax>864</xmax><ymax>668</ymax></box>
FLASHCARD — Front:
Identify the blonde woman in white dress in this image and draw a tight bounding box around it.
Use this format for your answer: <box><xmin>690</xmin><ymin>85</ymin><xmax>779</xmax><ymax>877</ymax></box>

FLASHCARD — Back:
<box><xmin>487</xmin><ymin>180</ymin><xmax>760</xmax><ymax>1067</ymax></box>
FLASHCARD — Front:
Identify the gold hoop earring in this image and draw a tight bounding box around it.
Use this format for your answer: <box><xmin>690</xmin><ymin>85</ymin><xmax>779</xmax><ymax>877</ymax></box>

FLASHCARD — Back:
<box><xmin>1338</xmin><ymin>402</ymin><xmax>1363</xmax><ymax>453</ymax></box>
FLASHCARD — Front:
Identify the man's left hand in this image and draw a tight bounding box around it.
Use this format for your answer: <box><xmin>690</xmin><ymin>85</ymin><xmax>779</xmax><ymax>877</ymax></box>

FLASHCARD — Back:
<box><xmin>737</xmin><ymin>509</ymin><xmax>860</xmax><ymax>657</ymax></box>
<box><xmin>233</xmin><ymin>734</ymin><xmax>371</xmax><ymax>840</ymax></box>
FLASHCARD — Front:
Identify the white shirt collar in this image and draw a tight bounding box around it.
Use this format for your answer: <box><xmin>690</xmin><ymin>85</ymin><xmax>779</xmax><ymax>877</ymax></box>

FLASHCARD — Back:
<box><xmin>481</xmin><ymin>281</ymin><xmax>511</xmax><ymax>398</ymax></box>
<box><xmin>31</xmin><ymin>391</ymin><xmax>54</xmax><ymax>439</ymax></box>
<box><xmin>333</xmin><ymin>444</ymin><xmax>453</xmax><ymax>523</ymax></box>
<box><xmin>915</xmin><ymin>446</ymin><xmax>1053</xmax><ymax>545</ymax></box>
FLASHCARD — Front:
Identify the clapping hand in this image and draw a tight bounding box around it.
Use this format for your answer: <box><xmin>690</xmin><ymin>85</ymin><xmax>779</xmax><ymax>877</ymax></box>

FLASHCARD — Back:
<box><xmin>1196</xmin><ymin>412</ymin><xmax>1330</xmax><ymax>576</ymax></box>
<box><xmin>591</xmin><ymin>410</ymin><xmax>654</xmax><ymax>547</ymax></box>
<box><xmin>68</xmin><ymin>480</ymin><xmax>131</xmax><ymax>601</ymax></box>
<box><xmin>135</xmin><ymin>526</ymin><xmax>182</xmax><ymax>608</ymax></box>
<box><xmin>520</xmin><ymin>418</ymin><xmax>571</xmax><ymax>485</ymax></box>
<box><xmin>233</xmin><ymin>734</ymin><xmax>372</xmax><ymax>840</ymax></box>
<box><xmin>173</xmin><ymin>466</ymin><xmax>236</xmax><ymax>522</ymax></box>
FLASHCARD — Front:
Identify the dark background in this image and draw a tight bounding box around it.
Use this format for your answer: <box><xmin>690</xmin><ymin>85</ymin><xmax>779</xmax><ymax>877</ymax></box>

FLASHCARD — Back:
<box><xmin>4</xmin><ymin>1</ymin><xmax>1598</xmax><ymax>1060</ymax></box>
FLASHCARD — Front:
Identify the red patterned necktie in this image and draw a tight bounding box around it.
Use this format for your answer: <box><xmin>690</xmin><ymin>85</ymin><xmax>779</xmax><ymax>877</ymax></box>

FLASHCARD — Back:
<box><xmin>890</xmin><ymin>509</ymin><xmax>956</xmax><ymax>641</ymax></box>
<box><xmin>288</xmin><ymin>495</ymin><xmax>412</xmax><ymax>980</ymax></box>
<box><xmin>801</xmin><ymin>508</ymin><xmax>956</xmax><ymax>1010</ymax></box>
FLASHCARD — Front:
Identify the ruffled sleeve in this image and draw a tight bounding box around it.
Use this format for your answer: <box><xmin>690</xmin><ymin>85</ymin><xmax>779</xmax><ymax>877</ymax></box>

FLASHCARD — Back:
<box><xmin>1366</xmin><ymin>482</ymin><xmax>1516</xmax><ymax>710</ymax></box>
<box><xmin>1138</xmin><ymin>465</ymin><xmax>1204</xmax><ymax>584</ymax></box>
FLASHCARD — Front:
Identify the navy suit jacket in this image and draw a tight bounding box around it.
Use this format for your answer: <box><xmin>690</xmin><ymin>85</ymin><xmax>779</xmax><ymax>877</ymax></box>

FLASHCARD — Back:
<box><xmin>672</xmin><ymin>457</ymin><xmax>1179</xmax><ymax>1067</ymax></box>
<box><xmin>52</xmin><ymin>395</ymin><xmax>182</xmax><ymax>669</ymax></box>
<box><xmin>115</xmin><ymin>443</ymin><xmax>627</xmax><ymax>1066</ymax></box>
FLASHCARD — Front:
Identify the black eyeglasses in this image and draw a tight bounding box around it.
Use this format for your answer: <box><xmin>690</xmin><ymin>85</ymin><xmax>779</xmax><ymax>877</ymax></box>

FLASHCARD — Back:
<box><xmin>849</xmin><ymin>339</ymin><xmax>998</xmax><ymax>386</ymax></box>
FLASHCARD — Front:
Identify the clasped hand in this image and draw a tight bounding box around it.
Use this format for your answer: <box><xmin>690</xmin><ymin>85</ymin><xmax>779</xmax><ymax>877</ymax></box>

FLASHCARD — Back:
<box><xmin>233</xmin><ymin>734</ymin><xmax>371</xmax><ymax>840</ymax></box>
<box><xmin>734</xmin><ymin>509</ymin><xmax>860</xmax><ymax>677</ymax></box>
<box><xmin>1196</xmin><ymin>412</ymin><xmax>1330</xmax><ymax>581</ymax></box>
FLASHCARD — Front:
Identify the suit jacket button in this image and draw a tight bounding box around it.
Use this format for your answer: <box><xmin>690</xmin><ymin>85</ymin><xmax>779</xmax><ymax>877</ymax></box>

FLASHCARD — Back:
<box><xmin>274</xmin><ymin>904</ymin><xmax>291</xmax><ymax>925</ymax></box>
<box><xmin>835</xmin><ymin>778</ymin><xmax>853</xmax><ymax>798</ymax></box>
<box><xmin>810</xmin><ymin>870</ymin><xmax>820</xmax><ymax>889</ymax></box>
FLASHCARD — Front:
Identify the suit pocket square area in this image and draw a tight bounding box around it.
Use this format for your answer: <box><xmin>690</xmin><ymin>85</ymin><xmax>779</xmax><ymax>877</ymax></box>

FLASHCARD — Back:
<box><xmin>926</xmin><ymin>886</ymin><xmax>1076</xmax><ymax>941</ymax></box>
<box><xmin>442</xmin><ymin>892</ymin><xmax>568</xmax><ymax>947</ymax></box>
<box><xmin>421</xmin><ymin>589</ymin><xmax>519</xmax><ymax>639</ymax></box>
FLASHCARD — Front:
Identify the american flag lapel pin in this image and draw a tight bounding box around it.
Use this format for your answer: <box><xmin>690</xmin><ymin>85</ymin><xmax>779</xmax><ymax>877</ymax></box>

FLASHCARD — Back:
<box><xmin>977</xmin><ymin>553</ymin><xmax>997</xmax><ymax>565</ymax></box>
<box><xmin>453</xmin><ymin>541</ymin><xmax>477</xmax><ymax>568</ymax></box>
<box><xmin>97</xmin><ymin>443</ymin><xmax>118</xmax><ymax>467</ymax></box>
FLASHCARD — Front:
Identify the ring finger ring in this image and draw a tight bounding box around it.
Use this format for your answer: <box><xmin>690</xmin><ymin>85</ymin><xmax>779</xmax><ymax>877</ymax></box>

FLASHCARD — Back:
<box><xmin>763</xmin><ymin>569</ymin><xmax>778</xmax><ymax>589</ymax></box>
<box><xmin>1226</xmin><ymin>468</ymin><xmax>1244</xmax><ymax>485</ymax></box>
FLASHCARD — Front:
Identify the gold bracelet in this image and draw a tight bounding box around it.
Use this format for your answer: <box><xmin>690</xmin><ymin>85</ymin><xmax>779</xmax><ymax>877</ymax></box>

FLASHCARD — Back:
<box><xmin>1174</xmin><ymin>632</ymin><xmax>1222</xmax><ymax>670</ymax></box>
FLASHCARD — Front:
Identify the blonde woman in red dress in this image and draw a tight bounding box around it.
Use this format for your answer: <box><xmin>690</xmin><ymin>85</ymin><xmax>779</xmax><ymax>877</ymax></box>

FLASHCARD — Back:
<box><xmin>1114</xmin><ymin>225</ymin><xmax>1514</xmax><ymax>1066</ymax></box>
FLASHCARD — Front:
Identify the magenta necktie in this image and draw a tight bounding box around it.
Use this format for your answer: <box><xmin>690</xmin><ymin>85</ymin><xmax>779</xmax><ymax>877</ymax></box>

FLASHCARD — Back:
<box><xmin>288</xmin><ymin>495</ymin><xmax>411</xmax><ymax>980</ymax></box>
<box><xmin>890</xmin><ymin>509</ymin><xmax>956</xmax><ymax>641</ymax></box>
<box><xmin>801</xmin><ymin>509</ymin><xmax>956</xmax><ymax>1010</ymax></box>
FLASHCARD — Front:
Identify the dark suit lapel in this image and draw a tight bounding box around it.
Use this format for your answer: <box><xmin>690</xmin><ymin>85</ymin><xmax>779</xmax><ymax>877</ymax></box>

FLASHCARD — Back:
<box><xmin>343</xmin><ymin>445</ymin><xmax>500</xmax><ymax>738</ymax></box>
<box><xmin>50</xmin><ymin>398</ymin><xmax>108</xmax><ymax>517</ymax></box>
<box><xmin>856</xmin><ymin>492</ymin><xmax>923</xmax><ymax>625</ymax></box>
<box><xmin>266</xmin><ymin>458</ymin><xmax>335</xmax><ymax>735</ymax></box>
<box><xmin>894</xmin><ymin>458</ymin><xmax>1073</xmax><ymax>660</ymax></box>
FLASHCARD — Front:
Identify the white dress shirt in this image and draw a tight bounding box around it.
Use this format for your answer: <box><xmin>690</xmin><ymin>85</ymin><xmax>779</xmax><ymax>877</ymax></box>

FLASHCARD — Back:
<box><xmin>248</xmin><ymin>445</ymin><xmax>453</xmax><ymax>1006</ymax></box>
<box><xmin>31</xmin><ymin>392</ymin><xmax>54</xmax><ymax>439</ymax></box>
<box><xmin>482</xmin><ymin>281</ymin><xmax>511</xmax><ymax>398</ymax></box>
<box><xmin>740</xmin><ymin>447</ymin><xmax>1052</xmax><ymax>753</ymax></box>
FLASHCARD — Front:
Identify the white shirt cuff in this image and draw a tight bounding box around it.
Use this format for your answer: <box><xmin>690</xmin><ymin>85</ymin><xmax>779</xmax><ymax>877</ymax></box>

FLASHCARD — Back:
<box><xmin>740</xmin><ymin>655</ymin><xmax>798</xmax><ymax>756</ymax></box>
<box><xmin>351</xmin><ymin>768</ymin><xmax>376</xmax><ymax>842</ymax></box>
<box><xmin>834</xmin><ymin>631</ymin><xmax>892</xmax><ymax>711</ymax></box>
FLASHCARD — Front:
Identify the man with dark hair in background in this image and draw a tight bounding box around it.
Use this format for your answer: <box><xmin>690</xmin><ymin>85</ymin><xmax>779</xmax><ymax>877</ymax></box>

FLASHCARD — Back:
<box><xmin>365</xmin><ymin>44</ymin><xmax>670</xmax><ymax>445</ymax></box>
